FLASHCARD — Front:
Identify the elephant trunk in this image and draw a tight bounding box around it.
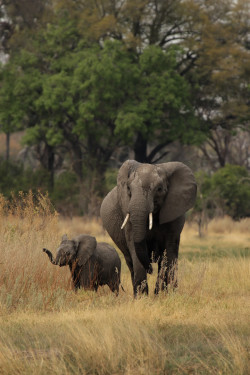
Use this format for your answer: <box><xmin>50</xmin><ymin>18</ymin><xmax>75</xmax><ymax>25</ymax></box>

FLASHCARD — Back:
<box><xmin>130</xmin><ymin>210</ymin><xmax>148</xmax><ymax>243</ymax></box>
<box><xmin>43</xmin><ymin>248</ymin><xmax>57</xmax><ymax>265</ymax></box>
<box><xmin>128</xmin><ymin>197</ymin><xmax>153</xmax><ymax>271</ymax></box>
<box><xmin>129</xmin><ymin>195</ymin><xmax>153</xmax><ymax>243</ymax></box>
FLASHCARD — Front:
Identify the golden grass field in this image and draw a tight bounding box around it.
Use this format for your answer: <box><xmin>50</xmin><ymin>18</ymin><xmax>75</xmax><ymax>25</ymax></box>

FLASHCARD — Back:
<box><xmin>0</xmin><ymin>192</ymin><xmax>249</xmax><ymax>374</ymax></box>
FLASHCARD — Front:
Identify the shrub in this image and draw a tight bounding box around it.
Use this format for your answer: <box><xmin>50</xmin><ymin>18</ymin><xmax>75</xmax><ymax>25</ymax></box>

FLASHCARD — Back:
<box><xmin>0</xmin><ymin>159</ymin><xmax>50</xmax><ymax>197</ymax></box>
<box><xmin>193</xmin><ymin>165</ymin><xmax>250</xmax><ymax>224</ymax></box>
<box><xmin>211</xmin><ymin>164</ymin><xmax>250</xmax><ymax>219</ymax></box>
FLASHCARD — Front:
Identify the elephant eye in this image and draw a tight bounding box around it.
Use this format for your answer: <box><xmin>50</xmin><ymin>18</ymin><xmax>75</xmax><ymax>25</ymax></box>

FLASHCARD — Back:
<box><xmin>127</xmin><ymin>185</ymin><xmax>131</xmax><ymax>197</ymax></box>
<box><xmin>157</xmin><ymin>186</ymin><xmax>163</xmax><ymax>193</ymax></box>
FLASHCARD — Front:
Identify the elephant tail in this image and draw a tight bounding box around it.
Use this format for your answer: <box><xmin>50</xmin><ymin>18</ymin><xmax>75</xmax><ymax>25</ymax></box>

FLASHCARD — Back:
<box><xmin>120</xmin><ymin>283</ymin><xmax>126</xmax><ymax>293</ymax></box>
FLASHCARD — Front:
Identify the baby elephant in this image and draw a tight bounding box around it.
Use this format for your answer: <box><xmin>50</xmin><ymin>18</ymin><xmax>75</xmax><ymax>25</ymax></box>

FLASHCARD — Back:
<box><xmin>43</xmin><ymin>234</ymin><xmax>122</xmax><ymax>294</ymax></box>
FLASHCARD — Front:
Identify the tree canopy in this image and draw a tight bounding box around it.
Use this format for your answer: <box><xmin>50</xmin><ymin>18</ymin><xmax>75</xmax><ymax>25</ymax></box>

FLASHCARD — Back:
<box><xmin>0</xmin><ymin>0</ymin><xmax>250</xmax><ymax>214</ymax></box>
<box><xmin>0</xmin><ymin>12</ymin><xmax>199</xmax><ymax>177</ymax></box>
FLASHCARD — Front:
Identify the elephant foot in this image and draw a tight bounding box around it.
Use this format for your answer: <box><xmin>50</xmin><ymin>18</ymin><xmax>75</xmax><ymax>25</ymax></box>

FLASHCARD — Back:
<box><xmin>154</xmin><ymin>280</ymin><xmax>166</xmax><ymax>295</ymax></box>
<box><xmin>133</xmin><ymin>280</ymin><xmax>148</xmax><ymax>297</ymax></box>
<box><xmin>108</xmin><ymin>283</ymin><xmax>120</xmax><ymax>296</ymax></box>
<box><xmin>154</xmin><ymin>284</ymin><xmax>159</xmax><ymax>295</ymax></box>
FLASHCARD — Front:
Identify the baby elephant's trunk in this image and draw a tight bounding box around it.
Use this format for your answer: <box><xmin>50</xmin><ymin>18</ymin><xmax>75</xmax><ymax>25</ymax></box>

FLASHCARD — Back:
<box><xmin>43</xmin><ymin>248</ymin><xmax>56</xmax><ymax>265</ymax></box>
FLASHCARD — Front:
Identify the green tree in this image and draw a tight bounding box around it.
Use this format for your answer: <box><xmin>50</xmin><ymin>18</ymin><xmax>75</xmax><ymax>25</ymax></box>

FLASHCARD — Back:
<box><xmin>52</xmin><ymin>1</ymin><xmax>205</xmax><ymax>161</ymax></box>
<box><xmin>183</xmin><ymin>0</ymin><xmax>250</xmax><ymax>168</ymax></box>
<box><xmin>0</xmin><ymin>0</ymin><xmax>53</xmax><ymax>165</ymax></box>
<box><xmin>0</xmin><ymin>0</ymin><xmax>52</xmax><ymax>54</ymax></box>
<box><xmin>211</xmin><ymin>165</ymin><xmax>250</xmax><ymax>219</ymax></box>
<box><xmin>192</xmin><ymin>164</ymin><xmax>250</xmax><ymax>236</ymax></box>
<box><xmin>2</xmin><ymin>17</ymin><xmax>81</xmax><ymax>191</ymax></box>
<box><xmin>13</xmin><ymin>13</ymin><xmax>197</xmax><ymax>176</ymax></box>
<box><xmin>54</xmin><ymin>0</ymin><xmax>250</xmax><ymax>167</ymax></box>
<box><xmin>2</xmin><ymin>0</ymin><xmax>249</xmax><ymax>209</ymax></box>
<box><xmin>0</xmin><ymin>63</ymin><xmax>22</xmax><ymax>161</ymax></box>
<box><xmin>193</xmin><ymin>165</ymin><xmax>250</xmax><ymax>226</ymax></box>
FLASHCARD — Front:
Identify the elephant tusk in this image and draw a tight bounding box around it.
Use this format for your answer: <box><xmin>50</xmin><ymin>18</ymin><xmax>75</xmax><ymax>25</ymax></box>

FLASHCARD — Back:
<box><xmin>121</xmin><ymin>213</ymin><xmax>130</xmax><ymax>229</ymax></box>
<box><xmin>149</xmin><ymin>213</ymin><xmax>153</xmax><ymax>230</ymax></box>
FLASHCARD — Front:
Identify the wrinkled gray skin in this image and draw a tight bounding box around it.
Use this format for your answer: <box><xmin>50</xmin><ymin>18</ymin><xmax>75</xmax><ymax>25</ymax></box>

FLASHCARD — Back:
<box><xmin>100</xmin><ymin>160</ymin><xmax>197</xmax><ymax>297</ymax></box>
<box><xmin>43</xmin><ymin>234</ymin><xmax>121</xmax><ymax>294</ymax></box>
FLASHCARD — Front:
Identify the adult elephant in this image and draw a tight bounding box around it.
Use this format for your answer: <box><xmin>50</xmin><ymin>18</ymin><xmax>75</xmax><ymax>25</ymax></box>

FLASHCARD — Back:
<box><xmin>100</xmin><ymin>160</ymin><xmax>197</xmax><ymax>296</ymax></box>
<box><xmin>43</xmin><ymin>234</ymin><xmax>121</xmax><ymax>294</ymax></box>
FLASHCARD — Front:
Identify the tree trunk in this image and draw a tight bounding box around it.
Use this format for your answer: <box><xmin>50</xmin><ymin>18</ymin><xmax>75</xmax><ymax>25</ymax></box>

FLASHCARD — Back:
<box><xmin>71</xmin><ymin>143</ymin><xmax>84</xmax><ymax>182</ymax></box>
<box><xmin>5</xmin><ymin>132</ymin><xmax>10</xmax><ymax>162</ymax></box>
<box><xmin>133</xmin><ymin>132</ymin><xmax>148</xmax><ymax>162</ymax></box>
<box><xmin>47</xmin><ymin>144</ymin><xmax>55</xmax><ymax>192</ymax></box>
<box><xmin>133</xmin><ymin>132</ymin><xmax>171</xmax><ymax>164</ymax></box>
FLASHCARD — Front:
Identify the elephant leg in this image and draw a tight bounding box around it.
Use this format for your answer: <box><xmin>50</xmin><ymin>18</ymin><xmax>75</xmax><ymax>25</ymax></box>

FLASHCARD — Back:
<box><xmin>79</xmin><ymin>262</ymin><xmax>97</xmax><ymax>290</ymax></box>
<box><xmin>124</xmin><ymin>227</ymin><xmax>148</xmax><ymax>296</ymax></box>
<box><xmin>108</xmin><ymin>279</ymin><xmax>120</xmax><ymax>296</ymax></box>
<box><xmin>71</xmin><ymin>265</ymin><xmax>82</xmax><ymax>290</ymax></box>
<box><xmin>73</xmin><ymin>280</ymin><xmax>81</xmax><ymax>291</ymax></box>
<box><xmin>88</xmin><ymin>261</ymin><xmax>100</xmax><ymax>290</ymax></box>
<box><xmin>154</xmin><ymin>234</ymin><xmax>180</xmax><ymax>294</ymax></box>
<box><xmin>166</xmin><ymin>234</ymin><xmax>180</xmax><ymax>289</ymax></box>
<box><xmin>130</xmin><ymin>247</ymin><xmax>148</xmax><ymax>297</ymax></box>
<box><xmin>124</xmin><ymin>256</ymin><xmax>134</xmax><ymax>286</ymax></box>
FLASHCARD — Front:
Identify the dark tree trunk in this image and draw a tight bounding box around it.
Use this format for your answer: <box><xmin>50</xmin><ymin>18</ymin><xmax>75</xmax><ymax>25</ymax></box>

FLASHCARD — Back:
<box><xmin>134</xmin><ymin>132</ymin><xmax>148</xmax><ymax>162</ymax></box>
<box><xmin>5</xmin><ymin>132</ymin><xmax>10</xmax><ymax>162</ymax></box>
<box><xmin>133</xmin><ymin>132</ymin><xmax>171</xmax><ymax>164</ymax></box>
<box><xmin>47</xmin><ymin>144</ymin><xmax>55</xmax><ymax>192</ymax></box>
<box><xmin>35</xmin><ymin>142</ymin><xmax>55</xmax><ymax>191</ymax></box>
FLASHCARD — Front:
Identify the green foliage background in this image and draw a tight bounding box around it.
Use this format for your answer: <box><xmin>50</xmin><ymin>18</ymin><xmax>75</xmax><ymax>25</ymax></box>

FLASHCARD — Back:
<box><xmin>0</xmin><ymin>0</ymin><xmax>250</xmax><ymax>217</ymax></box>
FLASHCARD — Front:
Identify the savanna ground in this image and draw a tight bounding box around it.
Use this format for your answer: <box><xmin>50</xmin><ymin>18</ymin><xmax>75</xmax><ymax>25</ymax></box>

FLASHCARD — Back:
<box><xmin>0</xmin><ymin>192</ymin><xmax>249</xmax><ymax>374</ymax></box>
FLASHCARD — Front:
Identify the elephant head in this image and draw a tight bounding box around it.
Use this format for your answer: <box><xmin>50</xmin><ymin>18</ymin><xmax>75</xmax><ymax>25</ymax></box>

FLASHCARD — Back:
<box><xmin>43</xmin><ymin>234</ymin><xmax>97</xmax><ymax>267</ymax></box>
<box><xmin>117</xmin><ymin>160</ymin><xmax>197</xmax><ymax>244</ymax></box>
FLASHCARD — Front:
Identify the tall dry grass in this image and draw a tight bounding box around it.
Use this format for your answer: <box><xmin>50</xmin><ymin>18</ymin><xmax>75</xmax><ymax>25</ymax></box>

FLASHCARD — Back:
<box><xmin>0</xmin><ymin>193</ymin><xmax>249</xmax><ymax>374</ymax></box>
<box><xmin>0</xmin><ymin>191</ymin><xmax>76</xmax><ymax>313</ymax></box>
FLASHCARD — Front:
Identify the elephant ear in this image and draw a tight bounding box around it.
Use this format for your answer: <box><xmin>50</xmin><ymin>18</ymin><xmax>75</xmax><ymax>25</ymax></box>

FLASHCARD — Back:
<box><xmin>74</xmin><ymin>234</ymin><xmax>97</xmax><ymax>267</ymax></box>
<box><xmin>117</xmin><ymin>160</ymin><xmax>140</xmax><ymax>215</ymax></box>
<box><xmin>158</xmin><ymin>162</ymin><xmax>197</xmax><ymax>224</ymax></box>
<box><xmin>100</xmin><ymin>187</ymin><xmax>128</xmax><ymax>253</ymax></box>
